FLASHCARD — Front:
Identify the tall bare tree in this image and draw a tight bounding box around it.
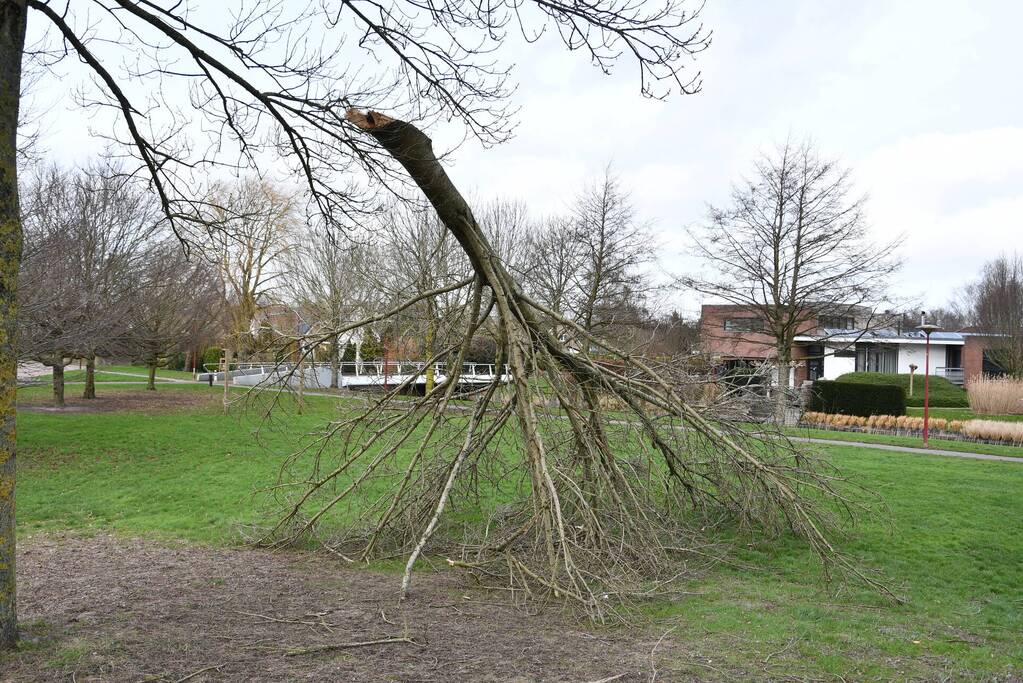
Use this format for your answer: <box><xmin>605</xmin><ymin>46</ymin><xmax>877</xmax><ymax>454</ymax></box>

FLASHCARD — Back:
<box><xmin>518</xmin><ymin>168</ymin><xmax>654</xmax><ymax>349</ymax></box>
<box><xmin>125</xmin><ymin>240</ymin><xmax>222</xmax><ymax>390</ymax></box>
<box><xmin>683</xmin><ymin>140</ymin><xmax>902</xmax><ymax>423</ymax></box>
<box><xmin>962</xmin><ymin>254</ymin><xmax>1023</xmax><ymax>377</ymax></box>
<box><xmin>377</xmin><ymin>201</ymin><xmax>472</xmax><ymax>393</ymax></box>
<box><xmin>205</xmin><ymin>178</ymin><xmax>296</xmax><ymax>408</ymax></box>
<box><xmin>0</xmin><ymin>0</ymin><xmax>887</xmax><ymax>644</ymax></box>
<box><xmin>282</xmin><ymin>224</ymin><xmax>376</xmax><ymax>388</ymax></box>
<box><xmin>18</xmin><ymin>163</ymin><xmax>156</xmax><ymax>405</ymax></box>
<box><xmin>570</xmin><ymin>166</ymin><xmax>655</xmax><ymax>342</ymax></box>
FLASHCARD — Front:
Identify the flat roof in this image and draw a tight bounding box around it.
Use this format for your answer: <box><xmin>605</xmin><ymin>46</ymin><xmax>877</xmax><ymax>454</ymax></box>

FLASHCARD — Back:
<box><xmin>793</xmin><ymin>328</ymin><xmax>965</xmax><ymax>345</ymax></box>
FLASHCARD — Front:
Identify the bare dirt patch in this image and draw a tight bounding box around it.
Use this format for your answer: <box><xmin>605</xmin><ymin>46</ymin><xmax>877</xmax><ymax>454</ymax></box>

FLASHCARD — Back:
<box><xmin>2</xmin><ymin>534</ymin><xmax>701</xmax><ymax>682</ymax></box>
<box><xmin>17</xmin><ymin>389</ymin><xmax>218</xmax><ymax>414</ymax></box>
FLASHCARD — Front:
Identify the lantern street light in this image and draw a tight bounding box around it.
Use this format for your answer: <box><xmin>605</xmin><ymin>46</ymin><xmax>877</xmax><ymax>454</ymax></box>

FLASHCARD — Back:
<box><xmin>917</xmin><ymin>320</ymin><xmax>941</xmax><ymax>446</ymax></box>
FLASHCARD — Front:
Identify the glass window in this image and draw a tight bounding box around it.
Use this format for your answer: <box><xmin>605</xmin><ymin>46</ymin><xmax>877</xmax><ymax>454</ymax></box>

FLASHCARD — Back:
<box><xmin>724</xmin><ymin>317</ymin><xmax>764</xmax><ymax>332</ymax></box>
<box><xmin>819</xmin><ymin>315</ymin><xmax>856</xmax><ymax>330</ymax></box>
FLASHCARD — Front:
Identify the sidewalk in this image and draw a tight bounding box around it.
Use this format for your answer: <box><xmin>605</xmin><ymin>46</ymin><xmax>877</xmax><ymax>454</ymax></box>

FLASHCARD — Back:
<box><xmin>793</xmin><ymin>436</ymin><xmax>1023</xmax><ymax>463</ymax></box>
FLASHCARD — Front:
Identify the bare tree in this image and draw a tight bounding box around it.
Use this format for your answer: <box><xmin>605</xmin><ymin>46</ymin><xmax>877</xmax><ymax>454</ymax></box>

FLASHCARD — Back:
<box><xmin>683</xmin><ymin>140</ymin><xmax>902</xmax><ymax>423</ymax></box>
<box><xmin>519</xmin><ymin>215</ymin><xmax>584</xmax><ymax>342</ymax></box>
<box><xmin>962</xmin><ymin>254</ymin><xmax>1023</xmax><ymax>377</ymax></box>
<box><xmin>281</xmin><ymin>224</ymin><xmax>376</xmax><ymax>388</ymax></box>
<box><xmin>18</xmin><ymin>163</ymin><xmax>156</xmax><ymax>405</ymax></box>
<box><xmin>377</xmin><ymin>201</ymin><xmax>472</xmax><ymax>392</ymax></box>
<box><xmin>517</xmin><ymin>169</ymin><xmax>654</xmax><ymax>350</ymax></box>
<box><xmin>204</xmin><ymin>178</ymin><xmax>297</xmax><ymax>409</ymax></box>
<box><xmin>0</xmin><ymin>0</ymin><xmax>890</xmax><ymax>644</ymax></box>
<box><xmin>570</xmin><ymin>166</ymin><xmax>656</xmax><ymax>341</ymax></box>
<box><xmin>125</xmin><ymin>240</ymin><xmax>222</xmax><ymax>390</ymax></box>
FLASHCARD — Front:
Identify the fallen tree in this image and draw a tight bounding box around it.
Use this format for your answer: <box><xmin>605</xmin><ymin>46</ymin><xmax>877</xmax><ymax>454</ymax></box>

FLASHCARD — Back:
<box><xmin>256</xmin><ymin>110</ymin><xmax>894</xmax><ymax>619</ymax></box>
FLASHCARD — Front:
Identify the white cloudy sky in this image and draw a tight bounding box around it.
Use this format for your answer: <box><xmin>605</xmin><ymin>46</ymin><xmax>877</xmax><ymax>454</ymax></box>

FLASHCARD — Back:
<box><xmin>444</xmin><ymin>0</ymin><xmax>1023</xmax><ymax>316</ymax></box>
<box><xmin>25</xmin><ymin>0</ymin><xmax>1023</xmax><ymax>317</ymax></box>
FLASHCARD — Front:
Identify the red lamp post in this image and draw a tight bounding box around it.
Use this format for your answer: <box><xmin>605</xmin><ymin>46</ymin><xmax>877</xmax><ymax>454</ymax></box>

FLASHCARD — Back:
<box><xmin>917</xmin><ymin>321</ymin><xmax>940</xmax><ymax>447</ymax></box>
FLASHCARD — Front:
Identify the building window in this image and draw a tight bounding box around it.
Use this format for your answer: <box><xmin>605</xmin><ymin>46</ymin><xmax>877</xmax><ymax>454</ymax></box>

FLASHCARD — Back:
<box><xmin>982</xmin><ymin>350</ymin><xmax>1007</xmax><ymax>377</ymax></box>
<box><xmin>724</xmin><ymin>317</ymin><xmax>763</xmax><ymax>332</ymax></box>
<box><xmin>855</xmin><ymin>345</ymin><xmax>898</xmax><ymax>374</ymax></box>
<box><xmin>819</xmin><ymin>315</ymin><xmax>856</xmax><ymax>330</ymax></box>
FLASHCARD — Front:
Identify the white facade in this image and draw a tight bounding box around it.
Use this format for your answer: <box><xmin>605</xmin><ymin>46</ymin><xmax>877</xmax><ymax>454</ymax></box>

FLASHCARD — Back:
<box><xmin>896</xmin><ymin>343</ymin><xmax>953</xmax><ymax>375</ymax></box>
<box><xmin>821</xmin><ymin>352</ymin><xmax>855</xmax><ymax>380</ymax></box>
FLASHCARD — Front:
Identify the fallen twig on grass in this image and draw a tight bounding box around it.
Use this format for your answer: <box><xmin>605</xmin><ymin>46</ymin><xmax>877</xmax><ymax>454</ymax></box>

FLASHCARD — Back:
<box><xmin>173</xmin><ymin>664</ymin><xmax>226</xmax><ymax>683</ymax></box>
<box><xmin>763</xmin><ymin>635</ymin><xmax>803</xmax><ymax>663</ymax></box>
<box><xmin>649</xmin><ymin>625</ymin><xmax>677</xmax><ymax>682</ymax></box>
<box><xmin>284</xmin><ymin>635</ymin><xmax>417</xmax><ymax>656</ymax></box>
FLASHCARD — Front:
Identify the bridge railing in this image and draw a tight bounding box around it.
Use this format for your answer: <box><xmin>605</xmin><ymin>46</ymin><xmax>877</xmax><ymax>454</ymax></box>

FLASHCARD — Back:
<box><xmin>937</xmin><ymin>366</ymin><xmax>965</xmax><ymax>386</ymax></box>
<box><xmin>202</xmin><ymin>360</ymin><xmax>510</xmax><ymax>379</ymax></box>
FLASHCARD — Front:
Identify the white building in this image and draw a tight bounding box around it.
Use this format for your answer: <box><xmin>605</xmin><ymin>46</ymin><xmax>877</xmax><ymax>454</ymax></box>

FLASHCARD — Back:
<box><xmin>793</xmin><ymin>329</ymin><xmax>966</xmax><ymax>385</ymax></box>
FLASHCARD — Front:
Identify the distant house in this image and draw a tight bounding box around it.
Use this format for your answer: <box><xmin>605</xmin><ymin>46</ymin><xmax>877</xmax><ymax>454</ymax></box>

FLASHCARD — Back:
<box><xmin>699</xmin><ymin>304</ymin><xmax>1000</xmax><ymax>387</ymax></box>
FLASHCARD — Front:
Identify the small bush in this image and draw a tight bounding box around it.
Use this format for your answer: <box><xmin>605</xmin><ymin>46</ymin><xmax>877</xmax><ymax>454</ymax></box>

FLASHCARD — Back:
<box><xmin>808</xmin><ymin>380</ymin><xmax>906</xmax><ymax>417</ymax></box>
<box><xmin>968</xmin><ymin>375</ymin><xmax>1023</xmax><ymax>415</ymax></box>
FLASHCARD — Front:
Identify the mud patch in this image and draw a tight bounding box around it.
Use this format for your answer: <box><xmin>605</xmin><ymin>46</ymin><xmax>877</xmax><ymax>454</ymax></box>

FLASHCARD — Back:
<box><xmin>17</xmin><ymin>389</ymin><xmax>219</xmax><ymax>414</ymax></box>
<box><xmin>2</xmin><ymin>534</ymin><xmax>700</xmax><ymax>682</ymax></box>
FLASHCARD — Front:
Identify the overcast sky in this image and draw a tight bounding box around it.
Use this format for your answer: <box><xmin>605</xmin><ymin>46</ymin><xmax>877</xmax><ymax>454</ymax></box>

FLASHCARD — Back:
<box><xmin>442</xmin><ymin>0</ymin><xmax>1023</xmax><ymax>316</ymax></box>
<box><xmin>27</xmin><ymin>0</ymin><xmax>1023</xmax><ymax>318</ymax></box>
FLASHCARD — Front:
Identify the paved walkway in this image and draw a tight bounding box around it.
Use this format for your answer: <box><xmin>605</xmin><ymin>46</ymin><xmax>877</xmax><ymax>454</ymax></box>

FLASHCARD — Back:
<box><xmin>792</xmin><ymin>436</ymin><xmax>1023</xmax><ymax>463</ymax></box>
<box><xmin>99</xmin><ymin>370</ymin><xmax>194</xmax><ymax>384</ymax></box>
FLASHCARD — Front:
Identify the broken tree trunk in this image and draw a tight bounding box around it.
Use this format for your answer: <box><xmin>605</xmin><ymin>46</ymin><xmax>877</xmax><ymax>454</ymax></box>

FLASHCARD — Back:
<box><xmin>272</xmin><ymin>109</ymin><xmax>896</xmax><ymax>615</ymax></box>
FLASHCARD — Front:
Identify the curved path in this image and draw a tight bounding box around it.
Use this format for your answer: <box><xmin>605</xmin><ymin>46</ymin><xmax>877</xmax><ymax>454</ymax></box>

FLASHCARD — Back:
<box><xmin>793</xmin><ymin>436</ymin><xmax>1022</xmax><ymax>463</ymax></box>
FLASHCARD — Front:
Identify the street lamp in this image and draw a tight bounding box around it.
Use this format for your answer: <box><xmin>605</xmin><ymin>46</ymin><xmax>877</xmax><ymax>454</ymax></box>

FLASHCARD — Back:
<box><xmin>917</xmin><ymin>319</ymin><xmax>941</xmax><ymax>447</ymax></box>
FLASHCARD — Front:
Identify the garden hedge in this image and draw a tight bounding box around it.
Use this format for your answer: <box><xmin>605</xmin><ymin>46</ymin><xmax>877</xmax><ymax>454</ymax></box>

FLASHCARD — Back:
<box><xmin>808</xmin><ymin>379</ymin><xmax>906</xmax><ymax>417</ymax></box>
<box><xmin>835</xmin><ymin>372</ymin><xmax>969</xmax><ymax>408</ymax></box>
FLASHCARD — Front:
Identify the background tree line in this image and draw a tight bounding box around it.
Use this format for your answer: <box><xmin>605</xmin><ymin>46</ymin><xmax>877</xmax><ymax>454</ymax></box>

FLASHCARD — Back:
<box><xmin>16</xmin><ymin>160</ymin><xmax>700</xmax><ymax>408</ymax></box>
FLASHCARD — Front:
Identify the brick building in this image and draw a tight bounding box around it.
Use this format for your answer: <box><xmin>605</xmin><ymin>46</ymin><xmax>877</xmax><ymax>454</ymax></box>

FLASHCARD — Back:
<box><xmin>699</xmin><ymin>304</ymin><xmax>1002</xmax><ymax>388</ymax></box>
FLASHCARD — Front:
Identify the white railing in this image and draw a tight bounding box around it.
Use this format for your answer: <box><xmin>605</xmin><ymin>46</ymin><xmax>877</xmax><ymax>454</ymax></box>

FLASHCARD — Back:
<box><xmin>937</xmin><ymin>366</ymin><xmax>965</xmax><ymax>386</ymax></box>
<box><xmin>202</xmin><ymin>360</ymin><xmax>510</xmax><ymax>379</ymax></box>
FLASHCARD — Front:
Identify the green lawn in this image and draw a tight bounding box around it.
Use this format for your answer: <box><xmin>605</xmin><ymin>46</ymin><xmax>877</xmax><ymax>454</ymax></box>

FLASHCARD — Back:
<box><xmin>15</xmin><ymin>383</ymin><xmax>1023</xmax><ymax>679</ymax></box>
<box><xmin>837</xmin><ymin>371</ymin><xmax>969</xmax><ymax>408</ymax></box>
<box><xmin>906</xmin><ymin>406</ymin><xmax>1023</xmax><ymax>422</ymax></box>
<box><xmin>789</xmin><ymin>425</ymin><xmax>1023</xmax><ymax>458</ymax></box>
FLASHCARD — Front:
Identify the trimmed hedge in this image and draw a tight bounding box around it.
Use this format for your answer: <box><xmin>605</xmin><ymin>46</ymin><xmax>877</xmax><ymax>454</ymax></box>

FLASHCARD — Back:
<box><xmin>809</xmin><ymin>379</ymin><xmax>907</xmax><ymax>417</ymax></box>
<box><xmin>836</xmin><ymin>372</ymin><xmax>969</xmax><ymax>408</ymax></box>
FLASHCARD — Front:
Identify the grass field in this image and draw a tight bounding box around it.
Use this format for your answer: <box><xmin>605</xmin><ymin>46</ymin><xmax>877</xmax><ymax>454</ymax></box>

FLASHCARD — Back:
<box><xmin>789</xmin><ymin>425</ymin><xmax>1023</xmax><ymax>458</ymax></box>
<box><xmin>905</xmin><ymin>406</ymin><xmax>1023</xmax><ymax>422</ymax></box>
<box><xmin>15</xmin><ymin>383</ymin><xmax>1023</xmax><ymax>679</ymax></box>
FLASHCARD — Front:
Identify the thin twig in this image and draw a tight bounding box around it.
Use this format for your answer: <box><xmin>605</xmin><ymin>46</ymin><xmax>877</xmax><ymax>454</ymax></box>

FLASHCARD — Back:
<box><xmin>284</xmin><ymin>636</ymin><xmax>416</xmax><ymax>656</ymax></box>
<box><xmin>173</xmin><ymin>664</ymin><xmax>226</xmax><ymax>683</ymax></box>
<box><xmin>649</xmin><ymin>625</ymin><xmax>677</xmax><ymax>682</ymax></box>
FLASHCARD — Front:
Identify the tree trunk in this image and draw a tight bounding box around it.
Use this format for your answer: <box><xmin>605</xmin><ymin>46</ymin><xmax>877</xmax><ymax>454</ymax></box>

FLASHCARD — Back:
<box><xmin>51</xmin><ymin>365</ymin><xmax>65</xmax><ymax>408</ymax></box>
<box><xmin>0</xmin><ymin>1</ymin><xmax>26</xmax><ymax>649</ymax></box>
<box><xmin>347</xmin><ymin>110</ymin><xmax>560</xmax><ymax>565</ymax></box>
<box><xmin>424</xmin><ymin>316</ymin><xmax>436</xmax><ymax>395</ymax></box>
<box><xmin>296</xmin><ymin>344</ymin><xmax>305</xmax><ymax>414</ymax></box>
<box><xmin>146</xmin><ymin>362</ymin><xmax>157</xmax><ymax>391</ymax></box>
<box><xmin>330</xmin><ymin>333</ymin><xmax>339</xmax><ymax>389</ymax></box>
<box><xmin>82</xmin><ymin>356</ymin><xmax>96</xmax><ymax>399</ymax></box>
<box><xmin>222</xmin><ymin>347</ymin><xmax>232</xmax><ymax>414</ymax></box>
<box><xmin>774</xmin><ymin>348</ymin><xmax>791</xmax><ymax>426</ymax></box>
